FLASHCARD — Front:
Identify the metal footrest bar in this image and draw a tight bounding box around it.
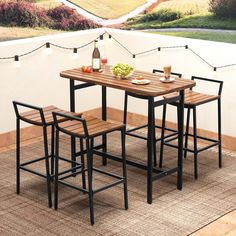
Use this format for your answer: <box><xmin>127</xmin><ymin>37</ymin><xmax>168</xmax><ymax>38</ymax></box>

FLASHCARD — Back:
<box><xmin>164</xmin><ymin>133</ymin><xmax>179</xmax><ymax>143</ymax></box>
<box><xmin>58</xmin><ymin>179</ymin><xmax>88</xmax><ymax>194</ymax></box>
<box><xmin>187</xmin><ymin>133</ymin><xmax>219</xmax><ymax>143</ymax></box>
<box><xmin>58</xmin><ymin>156</ymin><xmax>81</xmax><ymax>165</ymax></box>
<box><xmin>155</xmin><ymin>124</ymin><xmax>177</xmax><ymax>133</ymax></box>
<box><xmin>20</xmin><ymin>156</ymin><xmax>48</xmax><ymax>167</ymax></box>
<box><xmin>152</xmin><ymin>167</ymin><xmax>178</xmax><ymax>181</ymax></box>
<box><xmin>198</xmin><ymin>142</ymin><xmax>219</xmax><ymax>153</ymax></box>
<box><xmin>19</xmin><ymin>166</ymin><xmax>46</xmax><ymax>178</ymax></box>
<box><xmin>92</xmin><ymin>167</ymin><xmax>124</xmax><ymax>180</ymax></box>
<box><xmin>58</xmin><ymin>169</ymin><xmax>85</xmax><ymax>181</ymax></box>
<box><xmin>164</xmin><ymin>138</ymin><xmax>219</xmax><ymax>153</ymax></box>
<box><xmin>126</xmin><ymin>124</ymin><xmax>148</xmax><ymax>133</ymax></box>
<box><xmin>93</xmin><ymin>149</ymin><xmax>163</xmax><ymax>174</ymax></box>
<box><xmin>75</xmin><ymin>144</ymin><xmax>104</xmax><ymax>157</ymax></box>
<box><xmin>93</xmin><ymin>179</ymin><xmax>125</xmax><ymax>194</ymax></box>
<box><xmin>125</xmin><ymin>132</ymin><xmax>148</xmax><ymax>140</ymax></box>
<box><xmin>58</xmin><ymin>165</ymin><xmax>82</xmax><ymax>177</ymax></box>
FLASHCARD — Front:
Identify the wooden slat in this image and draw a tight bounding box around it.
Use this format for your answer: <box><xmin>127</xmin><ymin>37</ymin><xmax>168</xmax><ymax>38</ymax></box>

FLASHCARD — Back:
<box><xmin>60</xmin><ymin>66</ymin><xmax>195</xmax><ymax>97</ymax></box>
<box><xmin>58</xmin><ymin>116</ymin><xmax>124</xmax><ymax>138</ymax></box>
<box><xmin>20</xmin><ymin>106</ymin><xmax>82</xmax><ymax>125</ymax></box>
<box><xmin>164</xmin><ymin>90</ymin><xmax>219</xmax><ymax>106</ymax></box>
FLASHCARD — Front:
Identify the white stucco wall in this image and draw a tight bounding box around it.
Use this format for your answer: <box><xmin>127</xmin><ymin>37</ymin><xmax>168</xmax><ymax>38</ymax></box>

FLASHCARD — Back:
<box><xmin>0</xmin><ymin>28</ymin><xmax>236</xmax><ymax>137</ymax></box>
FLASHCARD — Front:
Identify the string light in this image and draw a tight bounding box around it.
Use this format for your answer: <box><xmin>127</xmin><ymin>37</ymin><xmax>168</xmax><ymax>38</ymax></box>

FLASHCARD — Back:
<box><xmin>98</xmin><ymin>34</ymin><xmax>104</xmax><ymax>47</ymax></box>
<box><xmin>14</xmin><ymin>55</ymin><xmax>20</xmax><ymax>68</ymax></box>
<box><xmin>72</xmin><ymin>48</ymin><xmax>78</xmax><ymax>59</ymax></box>
<box><xmin>45</xmin><ymin>42</ymin><xmax>52</xmax><ymax>55</ymax></box>
<box><xmin>0</xmin><ymin>31</ymin><xmax>235</xmax><ymax>72</ymax></box>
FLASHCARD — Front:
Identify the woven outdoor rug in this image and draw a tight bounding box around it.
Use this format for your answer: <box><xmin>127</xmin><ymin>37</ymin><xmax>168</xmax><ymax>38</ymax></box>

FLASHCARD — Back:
<box><xmin>0</xmin><ymin>132</ymin><xmax>236</xmax><ymax>236</ymax></box>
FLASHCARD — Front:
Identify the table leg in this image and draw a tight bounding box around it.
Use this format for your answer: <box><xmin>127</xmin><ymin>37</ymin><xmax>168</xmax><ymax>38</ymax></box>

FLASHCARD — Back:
<box><xmin>102</xmin><ymin>86</ymin><xmax>107</xmax><ymax>166</ymax></box>
<box><xmin>70</xmin><ymin>80</ymin><xmax>76</xmax><ymax>174</ymax></box>
<box><xmin>177</xmin><ymin>90</ymin><xmax>185</xmax><ymax>190</ymax></box>
<box><xmin>147</xmin><ymin>97</ymin><xmax>154</xmax><ymax>204</ymax></box>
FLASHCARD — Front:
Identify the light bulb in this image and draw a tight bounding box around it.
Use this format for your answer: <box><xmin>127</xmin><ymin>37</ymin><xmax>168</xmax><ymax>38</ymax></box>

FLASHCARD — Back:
<box><xmin>14</xmin><ymin>56</ymin><xmax>21</xmax><ymax>68</ymax></box>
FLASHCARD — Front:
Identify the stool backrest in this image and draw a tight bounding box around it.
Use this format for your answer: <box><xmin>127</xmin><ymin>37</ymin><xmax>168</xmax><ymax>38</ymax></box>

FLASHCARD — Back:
<box><xmin>191</xmin><ymin>76</ymin><xmax>223</xmax><ymax>95</ymax></box>
<box><xmin>12</xmin><ymin>101</ymin><xmax>46</xmax><ymax>126</ymax></box>
<box><xmin>52</xmin><ymin>112</ymin><xmax>88</xmax><ymax>138</ymax></box>
<box><xmin>153</xmin><ymin>69</ymin><xmax>182</xmax><ymax>78</ymax></box>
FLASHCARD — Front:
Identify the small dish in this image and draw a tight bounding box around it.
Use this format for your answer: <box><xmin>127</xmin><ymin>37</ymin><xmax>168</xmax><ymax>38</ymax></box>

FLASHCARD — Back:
<box><xmin>131</xmin><ymin>79</ymin><xmax>150</xmax><ymax>85</ymax></box>
<box><xmin>160</xmin><ymin>77</ymin><xmax>175</xmax><ymax>83</ymax></box>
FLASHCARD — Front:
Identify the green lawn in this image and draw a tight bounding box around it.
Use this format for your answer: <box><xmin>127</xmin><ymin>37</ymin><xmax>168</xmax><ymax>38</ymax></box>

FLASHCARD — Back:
<box><xmin>68</xmin><ymin>0</ymin><xmax>146</xmax><ymax>19</ymax></box>
<box><xmin>152</xmin><ymin>0</ymin><xmax>210</xmax><ymax>15</ymax></box>
<box><xmin>0</xmin><ymin>26</ymin><xmax>64</xmax><ymax>42</ymax></box>
<box><xmin>148</xmin><ymin>31</ymin><xmax>236</xmax><ymax>44</ymax></box>
<box><xmin>34</xmin><ymin>0</ymin><xmax>61</xmax><ymax>9</ymax></box>
<box><xmin>125</xmin><ymin>14</ymin><xmax>236</xmax><ymax>30</ymax></box>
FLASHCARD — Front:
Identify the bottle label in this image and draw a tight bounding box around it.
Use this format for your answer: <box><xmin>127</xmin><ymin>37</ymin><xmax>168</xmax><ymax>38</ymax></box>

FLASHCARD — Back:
<box><xmin>92</xmin><ymin>58</ymin><xmax>100</xmax><ymax>70</ymax></box>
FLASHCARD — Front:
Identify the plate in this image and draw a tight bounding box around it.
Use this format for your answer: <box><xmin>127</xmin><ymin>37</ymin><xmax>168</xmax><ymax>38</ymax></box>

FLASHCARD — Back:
<box><xmin>160</xmin><ymin>77</ymin><xmax>175</xmax><ymax>83</ymax></box>
<box><xmin>131</xmin><ymin>79</ymin><xmax>150</xmax><ymax>85</ymax></box>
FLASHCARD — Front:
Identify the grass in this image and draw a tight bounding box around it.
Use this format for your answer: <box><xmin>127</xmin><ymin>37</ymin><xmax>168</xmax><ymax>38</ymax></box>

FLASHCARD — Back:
<box><xmin>152</xmin><ymin>0</ymin><xmax>210</xmax><ymax>15</ymax></box>
<box><xmin>34</xmin><ymin>0</ymin><xmax>61</xmax><ymax>9</ymax></box>
<box><xmin>0</xmin><ymin>26</ymin><xmax>63</xmax><ymax>42</ymax></box>
<box><xmin>125</xmin><ymin>14</ymin><xmax>236</xmax><ymax>30</ymax></box>
<box><xmin>68</xmin><ymin>0</ymin><xmax>146</xmax><ymax>19</ymax></box>
<box><xmin>148</xmin><ymin>31</ymin><xmax>236</xmax><ymax>44</ymax></box>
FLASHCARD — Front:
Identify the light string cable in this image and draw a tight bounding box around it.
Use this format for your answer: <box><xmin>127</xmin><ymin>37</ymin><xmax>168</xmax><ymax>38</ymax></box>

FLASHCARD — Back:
<box><xmin>0</xmin><ymin>30</ymin><xmax>236</xmax><ymax>71</ymax></box>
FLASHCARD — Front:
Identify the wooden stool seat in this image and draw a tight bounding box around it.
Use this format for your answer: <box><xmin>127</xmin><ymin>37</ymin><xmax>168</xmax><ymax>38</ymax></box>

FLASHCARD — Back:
<box><xmin>20</xmin><ymin>105</ymin><xmax>82</xmax><ymax>126</ymax></box>
<box><xmin>58</xmin><ymin>116</ymin><xmax>124</xmax><ymax>138</ymax></box>
<box><xmin>164</xmin><ymin>90</ymin><xmax>219</xmax><ymax>106</ymax></box>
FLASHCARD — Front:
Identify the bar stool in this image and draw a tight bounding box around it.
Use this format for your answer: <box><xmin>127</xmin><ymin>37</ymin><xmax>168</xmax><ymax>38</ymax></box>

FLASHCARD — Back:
<box><xmin>52</xmin><ymin>112</ymin><xmax>128</xmax><ymax>225</ymax></box>
<box><xmin>160</xmin><ymin>76</ymin><xmax>223</xmax><ymax>179</ymax></box>
<box><xmin>12</xmin><ymin>101</ymin><xmax>82</xmax><ymax>207</ymax></box>
<box><xmin>123</xmin><ymin>69</ymin><xmax>182</xmax><ymax>166</ymax></box>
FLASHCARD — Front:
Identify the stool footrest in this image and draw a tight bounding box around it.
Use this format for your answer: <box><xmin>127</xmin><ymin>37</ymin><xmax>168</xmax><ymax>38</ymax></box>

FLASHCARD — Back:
<box><xmin>20</xmin><ymin>166</ymin><xmax>46</xmax><ymax>178</ymax></box>
<box><xmin>58</xmin><ymin>179</ymin><xmax>88</xmax><ymax>194</ymax></box>
<box><xmin>93</xmin><ymin>179</ymin><xmax>125</xmax><ymax>194</ymax></box>
<box><xmin>59</xmin><ymin>169</ymin><xmax>85</xmax><ymax>181</ymax></box>
<box><xmin>20</xmin><ymin>156</ymin><xmax>49</xmax><ymax>167</ymax></box>
<box><xmin>152</xmin><ymin>167</ymin><xmax>178</xmax><ymax>181</ymax></box>
<box><xmin>92</xmin><ymin>167</ymin><xmax>124</xmax><ymax>179</ymax></box>
<box><xmin>58</xmin><ymin>165</ymin><xmax>83</xmax><ymax>177</ymax></box>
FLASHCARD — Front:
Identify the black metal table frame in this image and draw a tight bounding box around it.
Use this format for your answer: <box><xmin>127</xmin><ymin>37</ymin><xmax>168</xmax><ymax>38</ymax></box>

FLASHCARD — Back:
<box><xmin>69</xmin><ymin>80</ymin><xmax>185</xmax><ymax>204</ymax></box>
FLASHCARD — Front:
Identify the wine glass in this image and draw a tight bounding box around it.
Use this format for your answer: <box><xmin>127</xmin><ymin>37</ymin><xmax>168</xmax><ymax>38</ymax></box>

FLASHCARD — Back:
<box><xmin>101</xmin><ymin>58</ymin><xmax>108</xmax><ymax>71</ymax></box>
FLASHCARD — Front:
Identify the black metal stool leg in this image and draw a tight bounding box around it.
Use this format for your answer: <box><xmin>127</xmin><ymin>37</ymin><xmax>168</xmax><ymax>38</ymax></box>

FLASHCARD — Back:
<box><xmin>80</xmin><ymin>138</ymin><xmax>86</xmax><ymax>190</ymax></box>
<box><xmin>153</xmin><ymin>109</ymin><xmax>157</xmax><ymax>167</ymax></box>
<box><xmin>42</xmin><ymin>126</ymin><xmax>52</xmax><ymax>208</ymax></box>
<box><xmin>86</xmin><ymin>138</ymin><xmax>94</xmax><ymax>225</ymax></box>
<box><xmin>16</xmin><ymin>118</ymin><xmax>20</xmax><ymax>194</ymax></box>
<box><xmin>91</xmin><ymin>138</ymin><xmax>94</xmax><ymax>182</ymax></box>
<box><xmin>159</xmin><ymin>104</ymin><xmax>167</xmax><ymax>168</ymax></box>
<box><xmin>123</xmin><ymin>92</ymin><xmax>128</xmax><ymax>129</ymax></box>
<box><xmin>71</xmin><ymin>137</ymin><xmax>76</xmax><ymax>176</ymax></box>
<box><xmin>193</xmin><ymin>107</ymin><xmax>198</xmax><ymax>179</ymax></box>
<box><xmin>184</xmin><ymin>108</ymin><xmax>191</xmax><ymax>159</ymax></box>
<box><xmin>218</xmin><ymin>98</ymin><xmax>222</xmax><ymax>168</ymax></box>
<box><xmin>121</xmin><ymin>128</ymin><xmax>128</xmax><ymax>210</ymax></box>
<box><xmin>54</xmin><ymin>129</ymin><xmax>59</xmax><ymax>210</ymax></box>
<box><xmin>51</xmin><ymin>125</ymin><xmax>55</xmax><ymax>176</ymax></box>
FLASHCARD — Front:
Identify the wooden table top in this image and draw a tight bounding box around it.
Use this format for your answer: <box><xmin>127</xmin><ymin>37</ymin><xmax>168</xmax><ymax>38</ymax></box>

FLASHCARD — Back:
<box><xmin>60</xmin><ymin>66</ymin><xmax>196</xmax><ymax>97</ymax></box>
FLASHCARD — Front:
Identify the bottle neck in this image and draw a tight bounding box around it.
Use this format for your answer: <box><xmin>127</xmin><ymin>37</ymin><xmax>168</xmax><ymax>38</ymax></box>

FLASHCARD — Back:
<box><xmin>94</xmin><ymin>41</ymin><xmax>98</xmax><ymax>48</ymax></box>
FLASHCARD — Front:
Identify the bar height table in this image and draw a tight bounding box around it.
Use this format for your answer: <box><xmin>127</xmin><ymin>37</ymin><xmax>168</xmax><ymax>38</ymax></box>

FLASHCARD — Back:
<box><xmin>60</xmin><ymin>66</ymin><xmax>195</xmax><ymax>204</ymax></box>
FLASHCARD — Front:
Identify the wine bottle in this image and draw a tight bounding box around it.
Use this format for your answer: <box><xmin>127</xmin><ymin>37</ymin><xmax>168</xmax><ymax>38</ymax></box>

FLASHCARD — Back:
<box><xmin>92</xmin><ymin>40</ymin><xmax>101</xmax><ymax>72</ymax></box>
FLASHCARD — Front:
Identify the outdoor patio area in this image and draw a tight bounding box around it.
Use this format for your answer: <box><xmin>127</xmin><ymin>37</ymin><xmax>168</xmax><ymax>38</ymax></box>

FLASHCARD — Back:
<box><xmin>0</xmin><ymin>133</ymin><xmax>236</xmax><ymax>235</ymax></box>
<box><xmin>0</xmin><ymin>28</ymin><xmax>236</xmax><ymax>235</ymax></box>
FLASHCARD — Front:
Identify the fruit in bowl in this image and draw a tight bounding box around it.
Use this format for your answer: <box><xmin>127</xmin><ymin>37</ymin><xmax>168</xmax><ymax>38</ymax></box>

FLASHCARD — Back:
<box><xmin>111</xmin><ymin>63</ymin><xmax>133</xmax><ymax>79</ymax></box>
<box><xmin>81</xmin><ymin>66</ymin><xmax>92</xmax><ymax>73</ymax></box>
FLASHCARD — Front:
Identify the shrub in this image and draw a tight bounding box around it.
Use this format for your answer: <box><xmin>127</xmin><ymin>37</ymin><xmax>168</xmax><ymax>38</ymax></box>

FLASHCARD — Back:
<box><xmin>136</xmin><ymin>9</ymin><xmax>182</xmax><ymax>23</ymax></box>
<box><xmin>0</xmin><ymin>0</ymin><xmax>51</xmax><ymax>27</ymax></box>
<box><xmin>209</xmin><ymin>0</ymin><xmax>236</xmax><ymax>18</ymax></box>
<box><xmin>47</xmin><ymin>5</ymin><xmax>100</xmax><ymax>30</ymax></box>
